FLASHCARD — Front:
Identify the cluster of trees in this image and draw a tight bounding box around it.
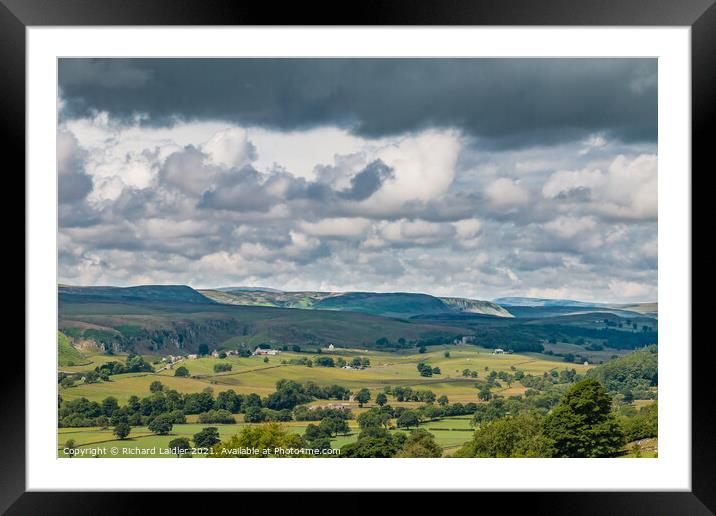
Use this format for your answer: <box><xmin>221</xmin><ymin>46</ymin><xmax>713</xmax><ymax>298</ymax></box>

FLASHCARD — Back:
<box><xmin>282</xmin><ymin>357</ymin><xmax>313</xmax><ymax>366</ymax></box>
<box><xmin>209</xmin><ymin>423</ymin><xmax>306</xmax><ymax>458</ymax></box>
<box><xmin>385</xmin><ymin>386</ymin><xmax>438</xmax><ymax>403</ymax></box>
<box><xmin>456</xmin><ymin>379</ymin><xmax>627</xmax><ymax>458</ymax></box>
<box><xmin>243</xmin><ymin>406</ymin><xmax>293</xmax><ymax>423</ymax></box>
<box><xmin>543</xmin><ymin>350</ymin><xmax>592</xmax><ymax>364</ymax></box>
<box><xmin>313</xmin><ymin>356</ymin><xmax>337</xmax><ymax>367</ymax></box>
<box><xmin>540</xmin><ymin>324</ymin><xmax>657</xmax><ymax>350</ymax></box>
<box><xmin>213</xmin><ymin>363</ymin><xmax>232</xmax><ymax>373</ymax></box>
<box><xmin>198</xmin><ymin>409</ymin><xmax>236</xmax><ymax>424</ymax></box>
<box><xmin>293</xmin><ymin>406</ymin><xmax>353</xmax><ymax>422</ymax></box>
<box><xmin>467</xmin><ymin>327</ymin><xmax>545</xmax><ymax>353</ymax></box>
<box><xmin>302</xmin><ymin>412</ymin><xmax>351</xmax><ymax>449</ymax></box>
<box><xmin>355</xmin><ymin>402</ymin><xmax>477</xmax><ymax>432</ymax></box>
<box><xmin>458</xmin><ymin>377</ymin><xmax>657</xmax><ymax>458</ymax></box>
<box><xmin>58</xmin><ymin>380</ymin><xmax>370</xmax><ymax>433</ymax></box>
<box><xmin>341</xmin><ymin>420</ymin><xmax>442</xmax><ymax>458</ymax></box>
<box><xmin>59</xmin><ymin>354</ymin><xmax>155</xmax><ymax>388</ymax></box>
<box><xmin>280</xmin><ymin>355</ymin><xmax>371</xmax><ymax>369</ymax></box>
<box><xmin>59</xmin><ymin>378</ymin><xmax>351</xmax><ymax>429</ymax></box>
<box><xmin>417</xmin><ymin>362</ymin><xmax>441</xmax><ymax>377</ymax></box>
<box><xmin>603</xmin><ymin>319</ymin><xmax>653</xmax><ymax>332</ymax></box>
<box><xmin>373</xmin><ymin>337</ymin><xmax>413</xmax><ymax>350</ymax></box>
<box><xmin>337</xmin><ymin>356</ymin><xmax>371</xmax><ymax>369</ymax></box>
<box><xmin>618</xmin><ymin>402</ymin><xmax>658</xmax><ymax>442</ymax></box>
<box><xmin>586</xmin><ymin>345</ymin><xmax>658</xmax><ymax>398</ymax></box>
<box><xmin>94</xmin><ymin>353</ymin><xmax>155</xmax><ymax>378</ymax></box>
<box><xmin>162</xmin><ymin>427</ymin><xmax>222</xmax><ymax>457</ymax></box>
<box><xmin>371</xmin><ymin>335</ymin><xmax>461</xmax><ymax>352</ymax></box>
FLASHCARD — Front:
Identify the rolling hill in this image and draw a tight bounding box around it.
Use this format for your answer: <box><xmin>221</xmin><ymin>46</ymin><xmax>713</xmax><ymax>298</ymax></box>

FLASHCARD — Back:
<box><xmin>200</xmin><ymin>288</ymin><xmax>512</xmax><ymax>318</ymax></box>
<box><xmin>58</xmin><ymin>330</ymin><xmax>88</xmax><ymax>367</ymax></box>
<box><xmin>492</xmin><ymin>297</ymin><xmax>657</xmax><ymax>319</ymax></box>
<box><xmin>58</xmin><ymin>284</ymin><xmax>657</xmax><ymax>358</ymax></box>
<box><xmin>59</xmin><ymin>284</ymin><xmax>215</xmax><ymax>305</ymax></box>
<box><xmin>58</xmin><ymin>285</ymin><xmax>469</xmax><ymax>355</ymax></box>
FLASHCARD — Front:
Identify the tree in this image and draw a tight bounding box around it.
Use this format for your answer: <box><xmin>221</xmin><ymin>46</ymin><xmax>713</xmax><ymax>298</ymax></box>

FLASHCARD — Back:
<box><xmin>355</xmin><ymin>388</ymin><xmax>371</xmax><ymax>407</ymax></box>
<box><xmin>193</xmin><ymin>427</ymin><xmax>221</xmax><ymax>448</ymax></box>
<box><xmin>83</xmin><ymin>370</ymin><xmax>100</xmax><ymax>384</ymax></box>
<box><xmin>319</xmin><ymin>416</ymin><xmax>349</xmax><ymax>437</ymax></box>
<box><xmin>432</xmin><ymin>367</ymin><xmax>441</xmax><ymax>375</ymax></box>
<box><xmin>357</xmin><ymin>409</ymin><xmax>390</xmax><ymax>430</ymax></box>
<box><xmin>60</xmin><ymin>376</ymin><xmax>75</xmax><ymax>388</ymax></box>
<box><xmin>198</xmin><ymin>343</ymin><xmax>210</xmax><ymax>356</ymax></box>
<box><xmin>438</xmin><ymin>395</ymin><xmax>449</xmax><ymax>407</ymax></box>
<box><xmin>478</xmin><ymin>387</ymin><xmax>492</xmax><ymax>401</ymax></box>
<box><xmin>396</xmin><ymin>429</ymin><xmax>443</xmax><ymax>458</ymax></box>
<box><xmin>397</xmin><ymin>411</ymin><xmax>420</xmax><ymax>429</ymax></box>
<box><xmin>418</xmin><ymin>346</ymin><xmax>427</xmax><ymax>354</ymax></box>
<box><xmin>210</xmin><ymin>423</ymin><xmax>306</xmax><ymax>458</ymax></box>
<box><xmin>542</xmin><ymin>378</ymin><xmax>625</xmax><ymax>458</ymax></box>
<box><xmin>244</xmin><ymin>406</ymin><xmax>266</xmax><ymax>423</ymax></box>
<box><xmin>101</xmin><ymin>396</ymin><xmax>119</xmax><ymax>417</ymax></box>
<box><xmin>620</xmin><ymin>401</ymin><xmax>658</xmax><ymax>442</ymax></box>
<box><xmin>375</xmin><ymin>393</ymin><xmax>388</xmax><ymax>406</ymax></box>
<box><xmin>455</xmin><ymin>414</ymin><xmax>553</xmax><ymax>458</ymax></box>
<box><xmin>198</xmin><ymin>409</ymin><xmax>236</xmax><ymax>424</ymax></box>
<box><xmin>64</xmin><ymin>439</ymin><xmax>77</xmax><ymax>458</ymax></box>
<box><xmin>213</xmin><ymin>363</ymin><xmax>232</xmax><ymax>373</ymax></box>
<box><xmin>264</xmin><ymin>380</ymin><xmax>311</xmax><ymax>410</ymax></box>
<box><xmin>444</xmin><ymin>351</ymin><xmax>451</xmax><ymax>358</ymax></box>
<box><xmin>340</xmin><ymin>427</ymin><xmax>404</xmax><ymax>458</ymax></box>
<box><xmin>417</xmin><ymin>362</ymin><xmax>433</xmax><ymax>377</ymax></box>
<box><xmin>149</xmin><ymin>380</ymin><xmax>164</xmax><ymax>393</ymax></box>
<box><xmin>168</xmin><ymin>437</ymin><xmax>192</xmax><ymax>457</ymax></box>
<box><xmin>113</xmin><ymin>421</ymin><xmax>131</xmax><ymax>440</ymax></box>
<box><xmin>215</xmin><ymin>389</ymin><xmax>241</xmax><ymax>413</ymax></box>
<box><xmin>174</xmin><ymin>365</ymin><xmax>190</xmax><ymax>377</ymax></box>
<box><xmin>148</xmin><ymin>414</ymin><xmax>173</xmax><ymax>435</ymax></box>
<box><xmin>96</xmin><ymin>415</ymin><xmax>110</xmax><ymax>429</ymax></box>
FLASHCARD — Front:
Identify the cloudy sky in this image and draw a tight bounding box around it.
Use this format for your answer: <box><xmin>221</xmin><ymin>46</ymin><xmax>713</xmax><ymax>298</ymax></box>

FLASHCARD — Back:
<box><xmin>57</xmin><ymin>59</ymin><xmax>657</xmax><ymax>303</ymax></box>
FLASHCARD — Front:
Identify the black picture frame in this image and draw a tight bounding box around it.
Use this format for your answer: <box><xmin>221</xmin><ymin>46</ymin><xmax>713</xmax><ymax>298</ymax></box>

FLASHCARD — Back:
<box><xmin>3</xmin><ymin>0</ymin><xmax>709</xmax><ymax>512</ymax></box>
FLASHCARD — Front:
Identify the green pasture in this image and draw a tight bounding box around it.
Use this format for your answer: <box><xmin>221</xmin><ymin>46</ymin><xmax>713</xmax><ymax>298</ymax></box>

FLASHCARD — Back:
<box><xmin>57</xmin><ymin>415</ymin><xmax>476</xmax><ymax>458</ymax></box>
<box><xmin>59</xmin><ymin>344</ymin><xmax>592</xmax><ymax>405</ymax></box>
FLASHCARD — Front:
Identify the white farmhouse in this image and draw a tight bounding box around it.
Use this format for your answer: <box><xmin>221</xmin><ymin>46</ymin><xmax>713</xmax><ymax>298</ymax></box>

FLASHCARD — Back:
<box><xmin>253</xmin><ymin>348</ymin><xmax>280</xmax><ymax>356</ymax></box>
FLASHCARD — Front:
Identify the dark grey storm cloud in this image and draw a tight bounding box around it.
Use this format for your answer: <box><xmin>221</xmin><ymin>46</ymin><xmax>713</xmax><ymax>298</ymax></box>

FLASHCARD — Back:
<box><xmin>58</xmin><ymin>58</ymin><xmax>657</xmax><ymax>149</ymax></box>
<box><xmin>338</xmin><ymin>160</ymin><xmax>394</xmax><ymax>201</ymax></box>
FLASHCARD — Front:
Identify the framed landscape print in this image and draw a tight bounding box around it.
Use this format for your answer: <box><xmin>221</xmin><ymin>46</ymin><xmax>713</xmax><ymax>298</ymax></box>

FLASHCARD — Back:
<box><xmin>7</xmin><ymin>0</ymin><xmax>712</xmax><ymax>512</ymax></box>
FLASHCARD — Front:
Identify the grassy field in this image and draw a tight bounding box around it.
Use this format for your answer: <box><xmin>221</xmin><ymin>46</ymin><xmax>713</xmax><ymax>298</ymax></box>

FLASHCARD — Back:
<box><xmin>535</xmin><ymin>342</ymin><xmax>633</xmax><ymax>364</ymax></box>
<box><xmin>57</xmin><ymin>344</ymin><xmax>597</xmax><ymax>457</ymax></box>
<box><xmin>57</xmin><ymin>414</ymin><xmax>477</xmax><ymax>458</ymax></box>
<box><xmin>59</xmin><ymin>344</ymin><xmax>590</xmax><ymax>404</ymax></box>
